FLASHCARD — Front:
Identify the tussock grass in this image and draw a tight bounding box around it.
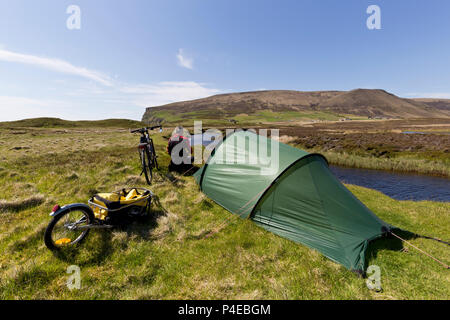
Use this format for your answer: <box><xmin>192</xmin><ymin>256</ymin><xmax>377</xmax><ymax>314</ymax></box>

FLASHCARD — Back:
<box><xmin>66</xmin><ymin>172</ymin><xmax>79</xmax><ymax>181</ymax></box>
<box><xmin>0</xmin><ymin>126</ymin><xmax>448</xmax><ymax>300</ymax></box>
<box><xmin>0</xmin><ymin>195</ymin><xmax>45</xmax><ymax>213</ymax></box>
<box><xmin>322</xmin><ymin>151</ymin><xmax>450</xmax><ymax>177</ymax></box>
<box><xmin>287</xmin><ymin>140</ymin><xmax>450</xmax><ymax>177</ymax></box>
<box><xmin>113</xmin><ymin>166</ymin><xmax>133</xmax><ymax>174</ymax></box>
<box><xmin>124</xmin><ymin>175</ymin><xmax>145</xmax><ymax>185</ymax></box>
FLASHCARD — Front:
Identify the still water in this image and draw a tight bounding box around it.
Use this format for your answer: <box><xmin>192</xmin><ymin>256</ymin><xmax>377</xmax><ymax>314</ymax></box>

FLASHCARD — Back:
<box><xmin>330</xmin><ymin>165</ymin><xmax>449</xmax><ymax>202</ymax></box>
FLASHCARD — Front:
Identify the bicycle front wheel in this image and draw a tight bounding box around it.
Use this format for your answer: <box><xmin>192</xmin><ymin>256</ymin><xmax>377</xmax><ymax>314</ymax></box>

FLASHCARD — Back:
<box><xmin>140</xmin><ymin>149</ymin><xmax>153</xmax><ymax>185</ymax></box>
<box><xmin>149</xmin><ymin>141</ymin><xmax>159</xmax><ymax>170</ymax></box>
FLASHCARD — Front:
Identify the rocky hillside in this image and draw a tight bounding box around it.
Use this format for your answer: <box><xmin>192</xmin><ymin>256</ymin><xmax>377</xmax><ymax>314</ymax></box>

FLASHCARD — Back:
<box><xmin>413</xmin><ymin>98</ymin><xmax>450</xmax><ymax>112</ymax></box>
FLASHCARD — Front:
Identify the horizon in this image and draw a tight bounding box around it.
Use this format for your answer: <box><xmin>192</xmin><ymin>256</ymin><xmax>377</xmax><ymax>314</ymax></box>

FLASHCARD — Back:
<box><xmin>2</xmin><ymin>87</ymin><xmax>447</xmax><ymax>123</ymax></box>
<box><xmin>1</xmin><ymin>0</ymin><xmax>450</xmax><ymax>121</ymax></box>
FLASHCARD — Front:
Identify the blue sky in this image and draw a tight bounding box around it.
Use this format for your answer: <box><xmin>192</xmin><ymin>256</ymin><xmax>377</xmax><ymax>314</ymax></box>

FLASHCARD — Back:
<box><xmin>0</xmin><ymin>0</ymin><xmax>449</xmax><ymax>121</ymax></box>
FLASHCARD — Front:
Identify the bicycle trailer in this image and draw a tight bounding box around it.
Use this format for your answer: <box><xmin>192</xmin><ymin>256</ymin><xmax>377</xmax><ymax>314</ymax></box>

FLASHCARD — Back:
<box><xmin>88</xmin><ymin>188</ymin><xmax>153</xmax><ymax>223</ymax></box>
<box><xmin>44</xmin><ymin>188</ymin><xmax>154</xmax><ymax>251</ymax></box>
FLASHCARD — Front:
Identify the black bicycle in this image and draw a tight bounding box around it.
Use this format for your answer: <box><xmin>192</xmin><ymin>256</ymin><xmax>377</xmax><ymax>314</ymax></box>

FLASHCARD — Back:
<box><xmin>131</xmin><ymin>125</ymin><xmax>162</xmax><ymax>185</ymax></box>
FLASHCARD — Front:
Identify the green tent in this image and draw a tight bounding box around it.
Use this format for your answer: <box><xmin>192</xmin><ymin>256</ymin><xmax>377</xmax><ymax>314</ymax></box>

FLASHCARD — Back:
<box><xmin>194</xmin><ymin>130</ymin><xmax>395</xmax><ymax>274</ymax></box>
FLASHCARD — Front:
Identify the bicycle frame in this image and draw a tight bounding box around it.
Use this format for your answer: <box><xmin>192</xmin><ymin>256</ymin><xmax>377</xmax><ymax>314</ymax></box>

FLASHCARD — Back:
<box><xmin>138</xmin><ymin>134</ymin><xmax>154</xmax><ymax>151</ymax></box>
<box><xmin>136</xmin><ymin>128</ymin><xmax>158</xmax><ymax>158</ymax></box>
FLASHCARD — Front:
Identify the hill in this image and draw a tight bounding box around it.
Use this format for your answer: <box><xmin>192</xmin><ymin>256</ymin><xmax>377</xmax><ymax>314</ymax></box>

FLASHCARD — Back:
<box><xmin>142</xmin><ymin>89</ymin><xmax>449</xmax><ymax>125</ymax></box>
<box><xmin>318</xmin><ymin>89</ymin><xmax>443</xmax><ymax>118</ymax></box>
<box><xmin>413</xmin><ymin>98</ymin><xmax>450</xmax><ymax>112</ymax></box>
<box><xmin>0</xmin><ymin>118</ymin><xmax>144</xmax><ymax>129</ymax></box>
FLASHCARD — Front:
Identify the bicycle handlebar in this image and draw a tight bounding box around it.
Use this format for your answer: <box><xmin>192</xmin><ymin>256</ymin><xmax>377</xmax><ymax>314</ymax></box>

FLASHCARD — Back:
<box><xmin>130</xmin><ymin>125</ymin><xmax>162</xmax><ymax>134</ymax></box>
<box><xmin>149</xmin><ymin>125</ymin><xmax>163</xmax><ymax>131</ymax></box>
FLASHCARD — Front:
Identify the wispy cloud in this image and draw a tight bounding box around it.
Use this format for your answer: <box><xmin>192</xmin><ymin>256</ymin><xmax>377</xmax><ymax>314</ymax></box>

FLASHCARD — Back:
<box><xmin>120</xmin><ymin>81</ymin><xmax>221</xmax><ymax>107</ymax></box>
<box><xmin>0</xmin><ymin>80</ymin><xmax>222</xmax><ymax>121</ymax></box>
<box><xmin>0</xmin><ymin>48</ymin><xmax>113</xmax><ymax>86</ymax></box>
<box><xmin>176</xmin><ymin>49</ymin><xmax>194</xmax><ymax>70</ymax></box>
<box><xmin>0</xmin><ymin>48</ymin><xmax>222</xmax><ymax>120</ymax></box>
<box><xmin>405</xmin><ymin>92</ymin><xmax>450</xmax><ymax>99</ymax></box>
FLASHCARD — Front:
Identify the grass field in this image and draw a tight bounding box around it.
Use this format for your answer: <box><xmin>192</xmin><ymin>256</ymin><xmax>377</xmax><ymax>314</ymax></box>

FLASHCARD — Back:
<box><xmin>145</xmin><ymin>109</ymin><xmax>354</xmax><ymax>127</ymax></box>
<box><xmin>0</xmin><ymin>125</ymin><xmax>449</xmax><ymax>299</ymax></box>
<box><xmin>0</xmin><ymin>117</ymin><xmax>144</xmax><ymax>129</ymax></box>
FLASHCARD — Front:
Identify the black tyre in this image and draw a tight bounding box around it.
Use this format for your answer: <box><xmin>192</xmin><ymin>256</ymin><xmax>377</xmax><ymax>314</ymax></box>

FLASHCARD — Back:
<box><xmin>149</xmin><ymin>141</ymin><xmax>159</xmax><ymax>170</ymax></box>
<box><xmin>140</xmin><ymin>149</ymin><xmax>153</xmax><ymax>185</ymax></box>
<box><xmin>44</xmin><ymin>206</ymin><xmax>94</xmax><ymax>251</ymax></box>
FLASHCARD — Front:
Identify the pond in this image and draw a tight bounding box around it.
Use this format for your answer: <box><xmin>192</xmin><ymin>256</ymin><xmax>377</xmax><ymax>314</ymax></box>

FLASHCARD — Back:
<box><xmin>191</xmin><ymin>133</ymin><xmax>219</xmax><ymax>147</ymax></box>
<box><xmin>330</xmin><ymin>165</ymin><xmax>450</xmax><ymax>202</ymax></box>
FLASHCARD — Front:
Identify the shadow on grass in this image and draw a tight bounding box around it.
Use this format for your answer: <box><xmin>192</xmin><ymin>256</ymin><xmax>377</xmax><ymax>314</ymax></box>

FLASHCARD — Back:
<box><xmin>185</xmin><ymin>230</ymin><xmax>215</xmax><ymax>241</ymax></box>
<box><xmin>52</xmin><ymin>231</ymin><xmax>114</xmax><ymax>266</ymax></box>
<box><xmin>0</xmin><ymin>195</ymin><xmax>45</xmax><ymax>213</ymax></box>
<box><xmin>168</xmin><ymin>163</ymin><xmax>199</xmax><ymax>176</ymax></box>
<box><xmin>160</xmin><ymin>164</ymin><xmax>200</xmax><ymax>187</ymax></box>
<box><xmin>122</xmin><ymin>208</ymin><xmax>167</xmax><ymax>240</ymax></box>
<box><xmin>365</xmin><ymin>229</ymin><xmax>417</xmax><ymax>271</ymax></box>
